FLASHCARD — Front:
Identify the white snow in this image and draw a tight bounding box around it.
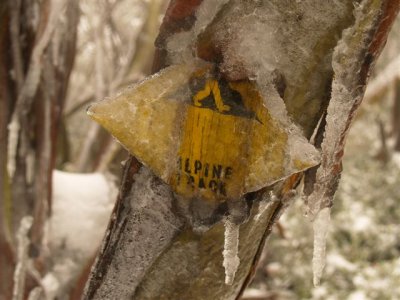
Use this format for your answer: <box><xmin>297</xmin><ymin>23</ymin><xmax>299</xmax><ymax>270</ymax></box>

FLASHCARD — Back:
<box><xmin>41</xmin><ymin>272</ymin><xmax>61</xmax><ymax>300</ymax></box>
<box><xmin>37</xmin><ymin>170</ymin><xmax>117</xmax><ymax>299</ymax></box>
<box><xmin>49</xmin><ymin>170</ymin><xmax>117</xmax><ymax>254</ymax></box>
<box><xmin>392</xmin><ymin>152</ymin><xmax>400</xmax><ymax>169</ymax></box>
<box><xmin>348</xmin><ymin>291</ymin><xmax>368</xmax><ymax>300</ymax></box>
<box><xmin>312</xmin><ymin>207</ymin><xmax>330</xmax><ymax>286</ymax></box>
<box><xmin>242</xmin><ymin>288</ymin><xmax>268</xmax><ymax>298</ymax></box>
<box><xmin>222</xmin><ymin>218</ymin><xmax>240</xmax><ymax>285</ymax></box>
<box><xmin>326</xmin><ymin>252</ymin><xmax>356</xmax><ymax>272</ymax></box>
<box><xmin>352</xmin><ymin>215</ymin><xmax>373</xmax><ymax>233</ymax></box>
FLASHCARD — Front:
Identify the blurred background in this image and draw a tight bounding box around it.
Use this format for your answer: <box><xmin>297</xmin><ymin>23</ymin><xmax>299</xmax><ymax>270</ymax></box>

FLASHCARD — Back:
<box><xmin>2</xmin><ymin>0</ymin><xmax>400</xmax><ymax>299</ymax></box>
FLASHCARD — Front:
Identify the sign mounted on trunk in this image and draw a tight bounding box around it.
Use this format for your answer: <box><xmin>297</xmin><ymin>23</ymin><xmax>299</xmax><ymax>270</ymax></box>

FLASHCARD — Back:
<box><xmin>87</xmin><ymin>62</ymin><xmax>320</xmax><ymax>203</ymax></box>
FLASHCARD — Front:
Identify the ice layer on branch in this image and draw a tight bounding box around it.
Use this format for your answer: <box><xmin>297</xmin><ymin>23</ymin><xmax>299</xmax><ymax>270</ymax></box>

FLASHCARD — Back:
<box><xmin>303</xmin><ymin>0</ymin><xmax>386</xmax><ymax>286</ymax></box>
<box><xmin>303</xmin><ymin>0</ymin><xmax>383</xmax><ymax>219</ymax></box>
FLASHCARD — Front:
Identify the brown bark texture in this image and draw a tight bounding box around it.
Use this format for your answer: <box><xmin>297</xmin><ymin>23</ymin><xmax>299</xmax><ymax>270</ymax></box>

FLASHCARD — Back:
<box><xmin>0</xmin><ymin>1</ymin><xmax>79</xmax><ymax>299</ymax></box>
<box><xmin>84</xmin><ymin>1</ymin><xmax>399</xmax><ymax>299</ymax></box>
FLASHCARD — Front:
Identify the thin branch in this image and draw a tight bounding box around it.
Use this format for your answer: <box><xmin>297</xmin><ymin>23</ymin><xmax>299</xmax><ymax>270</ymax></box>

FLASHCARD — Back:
<box><xmin>7</xmin><ymin>0</ymin><xmax>66</xmax><ymax>178</ymax></box>
<box><xmin>8</xmin><ymin>0</ymin><xmax>24</xmax><ymax>92</ymax></box>
<box><xmin>95</xmin><ymin>138</ymin><xmax>121</xmax><ymax>172</ymax></box>
<box><xmin>12</xmin><ymin>216</ymin><xmax>33</xmax><ymax>300</ymax></box>
<box><xmin>64</xmin><ymin>72</ymin><xmax>144</xmax><ymax>120</ymax></box>
<box><xmin>76</xmin><ymin>123</ymin><xmax>102</xmax><ymax>171</ymax></box>
<box><xmin>74</xmin><ymin>0</ymin><xmax>154</xmax><ymax>172</ymax></box>
<box><xmin>75</xmin><ymin>1</ymin><xmax>107</xmax><ymax>172</ymax></box>
<box><xmin>374</xmin><ymin>118</ymin><xmax>390</xmax><ymax>163</ymax></box>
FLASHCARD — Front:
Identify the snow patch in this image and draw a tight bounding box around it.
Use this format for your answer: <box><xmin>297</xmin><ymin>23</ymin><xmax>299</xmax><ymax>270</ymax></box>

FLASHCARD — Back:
<box><xmin>327</xmin><ymin>252</ymin><xmax>356</xmax><ymax>272</ymax></box>
<box><xmin>348</xmin><ymin>291</ymin><xmax>368</xmax><ymax>300</ymax></box>
<box><xmin>49</xmin><ymin>170</ymin><xmax>117</xmax><ymax>254</ymax></box>
<box><xmin>41</xmin><ymin>272</ymin><xmax>60</xmax><ymax>300</ymax></box>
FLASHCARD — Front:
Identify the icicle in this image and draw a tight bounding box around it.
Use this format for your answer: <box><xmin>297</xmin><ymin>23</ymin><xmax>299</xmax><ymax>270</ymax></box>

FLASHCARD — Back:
<box><xmin>312</xmin><ymin>207</ymin><xmax>331</xmax><ymax>286</ymax></box>
<box><xmin>303</xmin><ymin>0</ymin><xmax>382</xmax><ymax>219</ymax></box>
<box><xmin>222</xmin><ymin>218</ymin><xmax>240</xmax><ymax>285</ymax></box>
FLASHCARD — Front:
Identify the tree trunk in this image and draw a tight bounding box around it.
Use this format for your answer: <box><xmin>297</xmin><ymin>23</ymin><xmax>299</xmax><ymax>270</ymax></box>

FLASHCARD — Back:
<box><xmin>84</xmin><ymin>1</ymin><xmax>400</xmax><ymax>299</ymax></box>
<box><xmin>0</xmin><ymin>1</ymin><xmax>79</xmax><ymax>298</ymax></box>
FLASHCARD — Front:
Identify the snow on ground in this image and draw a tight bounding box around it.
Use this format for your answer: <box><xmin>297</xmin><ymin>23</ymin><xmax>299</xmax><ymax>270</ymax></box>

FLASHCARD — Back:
<box><xmin>49</xmin><ymin>170</ymin><xmax>117</xmax><ymax>255</ymax></box>
<box><xmin>41</xmin><ymin>170</ymin><xmax>117</xmax><ymax>299</ymax></box>
<box><xmin>248</xmin><ymin>87</ymin><xmax>400</xmax><ymax>300</ymax></box>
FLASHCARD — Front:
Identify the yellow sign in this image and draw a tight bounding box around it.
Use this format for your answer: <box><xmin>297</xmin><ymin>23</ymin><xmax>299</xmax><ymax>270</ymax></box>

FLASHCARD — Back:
<box><xmin>88</xmin><ymin>63</ymin><xmax>319</xmax><ymax>202</ymax></box>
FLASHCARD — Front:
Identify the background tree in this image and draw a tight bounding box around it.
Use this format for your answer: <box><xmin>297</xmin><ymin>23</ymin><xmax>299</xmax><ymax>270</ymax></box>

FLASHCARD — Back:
<box><xmin>83</xmin><ymin>1</ymin><xmax>400</xmax><ymax>299</ymax></box>
<box><xmin>0</xmin><ymin>1</ymin><xmax>79</xmax><ymax>298</ymax></box>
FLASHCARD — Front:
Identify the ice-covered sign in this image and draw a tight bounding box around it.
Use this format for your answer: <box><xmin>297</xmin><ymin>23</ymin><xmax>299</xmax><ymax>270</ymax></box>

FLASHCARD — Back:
<box><xmin>87</xmin><ymin>61</ymin><xmax>320</xmax><ymax>203</ymax></box>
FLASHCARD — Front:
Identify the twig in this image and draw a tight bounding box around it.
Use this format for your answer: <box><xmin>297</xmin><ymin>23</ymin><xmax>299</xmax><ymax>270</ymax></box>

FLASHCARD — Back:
<box><xmin>125</xmin><ymin>0</ymin><xmax>163</xmax><ymax>78</ymax></box>
<box><xmin>374</xmin><ymin>118</ymin><xmax>390</xmax><ymax>163</ymax></box>
<box><xmin>75</xmin><ymin>2</ymin><xmax>107</xmax><ymax>172</ymax></box>
<box><xmin>8</xmin><ymin>0</ymin><xmax>24</xmax><ymax>92</ymax></box>
<box><xmin>75</xmin><ymin>0</ymin><xmax>154</xmax><ymax>172</ymax></box>
<box><xmin>95</xmin><ymin>139</ymin><xmax>121</xmax><ymax>172</ymax></box>
<box><xmin>12</xmin><ymin>216</ymin><xmax>33</xmax><ymax>300</ymax></box>
<box><xmin>7</xmin><ymin>0</ymin><xmax>66</xmax><ymax>178</ymax></box>
<box><xmin>76</xmin><ymin>123</ymin><xmax>102</xmax><ymax>171</ymax></box>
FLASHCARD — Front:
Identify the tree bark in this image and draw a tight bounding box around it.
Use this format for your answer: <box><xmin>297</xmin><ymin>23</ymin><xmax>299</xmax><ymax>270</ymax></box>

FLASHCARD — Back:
<box><xmin>84</xmin><ymin>1</ymin><xmax>400</xmax><ymax>299</ymax></box>
<box><xmin>0</xmin><ymin>1</ymin><xmax>79</xmax><ymax>298</ymax></box>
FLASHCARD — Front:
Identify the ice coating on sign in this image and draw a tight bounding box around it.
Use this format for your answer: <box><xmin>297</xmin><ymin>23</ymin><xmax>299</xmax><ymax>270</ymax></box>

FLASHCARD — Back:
<box><xmin>166</xmin><ymin>0</ymin><xmax>230</xmax><ymax>65</ymax></box>
<box><xmin>88</xmin><ymin>63</ymin><xmax>198</xmax><ymax>180</ymax></box>
<box><xmin>88</xmin><ymin>62</ymin><xmax>320</xmax><ymax>203</ymax></box>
